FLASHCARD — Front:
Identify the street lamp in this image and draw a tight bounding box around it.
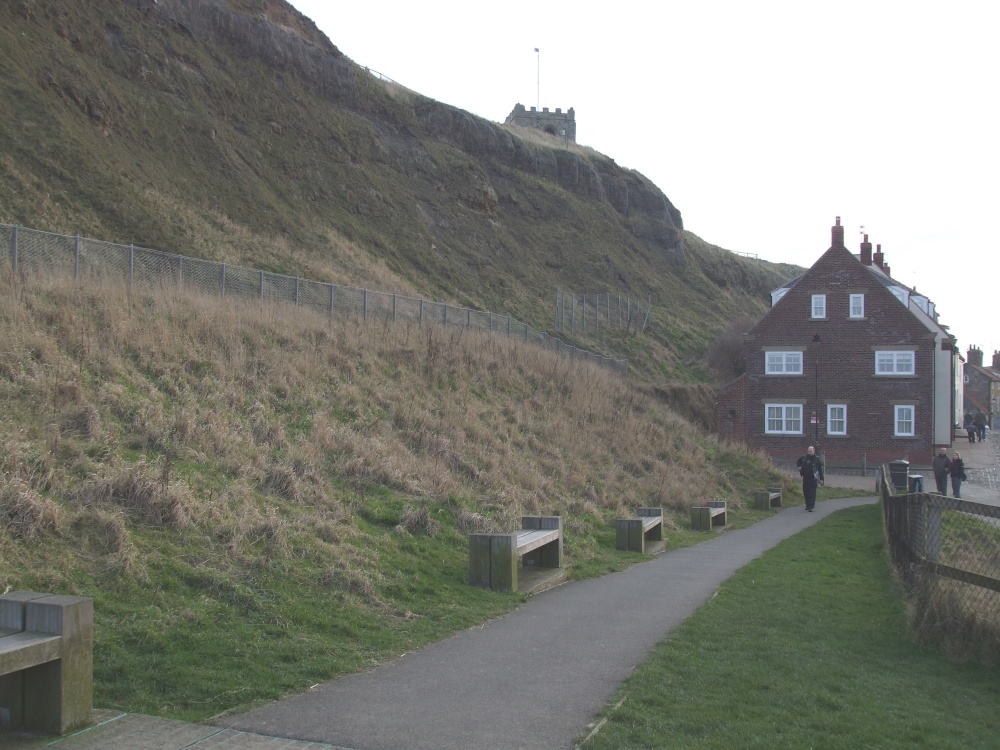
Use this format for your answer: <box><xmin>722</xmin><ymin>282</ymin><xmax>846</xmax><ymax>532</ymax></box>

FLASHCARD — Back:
<box><xmin>812</xmin><ymin>334</ymin><xmax>821</xmax><ymax>446</ymax></box>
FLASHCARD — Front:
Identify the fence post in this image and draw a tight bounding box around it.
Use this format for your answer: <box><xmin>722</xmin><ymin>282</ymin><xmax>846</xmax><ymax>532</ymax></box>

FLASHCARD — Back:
<box><xmin>596</xmin><ymin>294</ymin><xmax>600</xmax><ymax>332</ymax></box>
<box><xmin>295</xmin><ymin>277</ymin><xmax>300</xmax><ymax>306</ymax></box>
<box><xmin>555</xmin><ymin>289</ymin><xmax>559</xmax><ymax>331</ymax></box>
<box><xmin>607</xmin><ymin>292</ymin><xmax>610</xmax><ymax>327</ymax></box>
<box><xmin>926</xmin><ymin>497</ymin><xmax>942</xmax><ymax>563</ymax></box>
<box><xmin>363</xmin><ymin>288</ymin><xmax>368</xmax><ymax>321</ymax></box>
<box><xmin>507</xmin><ymin>316</ymin><xmax>510</xmax><ymax>337</ymax></box>
<box><xmin>444</xmin><ymin>305</ymin><xmax>448</xmax><ymax>327</ymax></box>
<box><xmin>571</xmin><ymin>293</ymin><xmax>575</xmax><ymax>332</ymax></box>
<box><xmin>329</xmin><ymin>283</ymin><xmax>334</xmax><ymax>318</ymax></box>
<box><xmin>524</xmin><ymin>323</ymin><xmax>528</xmax><ymax>341</ymax></box>
<box><xmin>259</xmin><ymin>270</ymin><xmax>264</xmax><ymax>299</ymax></box>
<box><xmin>489</xmin><ymin>311</ymin><xmax>493</xmax><ymax>332</ymax></box>
<box><xmin>221</xmin><ymin>263</ymin><xmax>226</xmax><ymax>297</ymax></box>
<box><xmin>178</xmin><ymin>256</ymin><xmax>183</xmax><ymax>288</ymax></box>
<box><xmin>129</xmin><ymin>244</ymin><xmax>135</xmax><ymax>286</ymax></box>
<box><xmin>466</xmin><ymin>308</ymin><xmax>471</xmax><ymax>328</ymax></box>
<box><xmin>419</xmin><ymin>298</ymin><xmax>423</xmax><ymax>325</ymax></box>
<box><xmin>392</xmin><ymin>292</ymin><xmax>397</xmax><ymax>322</ymax></box>
<box><xmin>10</xmin><ymin>224</ymin><xmax>17</xmax><ymax>274</ymax></box>
<box><xmin>74</xmin><ymin>235</ymin><xmax>81</xmax><ymax>280</ymax></box>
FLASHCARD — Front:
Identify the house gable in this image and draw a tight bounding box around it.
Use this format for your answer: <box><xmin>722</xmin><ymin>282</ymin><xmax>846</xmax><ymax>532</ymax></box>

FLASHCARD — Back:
<box><xmin>719</xmin><ymin>217</ymin><xmax>951</xmax><ymax>466</ymax></box>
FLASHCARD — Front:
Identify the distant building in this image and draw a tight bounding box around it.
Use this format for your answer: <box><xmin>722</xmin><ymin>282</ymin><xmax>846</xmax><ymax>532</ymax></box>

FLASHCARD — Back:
<box><xmin>964</xmin><ymin>346</ymin><xmax>1000</xmax><ymax>428</ymax></box>
<box><xmin>504</xmin><ymin>103</ymin><xmax>576</xmax><ymax>142</ymax></box>
<box><xmin>716</xmin><ymin>217</ymin><xmax>961</xmax><ymax>467</ymax></box>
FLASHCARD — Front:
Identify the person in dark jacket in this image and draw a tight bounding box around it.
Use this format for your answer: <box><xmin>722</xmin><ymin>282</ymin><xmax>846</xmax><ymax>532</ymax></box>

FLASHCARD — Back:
<box><xmin>964</xmin><ymin>411</ymin><xmax>976</xmax><ymax>443</ymax></box>
<box><xmin>949</xmin><ymin>452</ymin><xmax>967</xmax><ymax>498</ymax></box>
<box><xmin>796</xmin><ymin>446</ymin><xmax>824</xmax><ymax>512</ymax></box>
<box><xmin>974</xmin><ymin>410</ymin><xmax>987</xmax><ymax>442</ymax></box>
<box><xmin>932</xmin><ymin>447</ymin><xmax>951</xmax><ymax>494</ymax></box>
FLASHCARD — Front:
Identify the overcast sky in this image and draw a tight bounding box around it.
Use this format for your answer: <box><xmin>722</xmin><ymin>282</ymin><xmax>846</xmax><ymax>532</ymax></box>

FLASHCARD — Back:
<box><xmin>289</xmin><ymin>0</ymin><xmax>999</xmax><ymax>358</ymax></box>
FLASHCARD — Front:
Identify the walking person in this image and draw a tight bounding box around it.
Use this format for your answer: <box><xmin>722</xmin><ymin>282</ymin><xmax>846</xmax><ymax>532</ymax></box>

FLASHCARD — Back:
<box><xmin>796</xmin><ymin>446</ymin><xmax>824</xmax><ymax>512</ymax></box>
<box><xmin>932</xmin><ymin>447</ymin><xmax>951</xmax><ymax>494</ymax></box>
<box><xmin>964</xmin><ymin>411</ymin><xmax>976</xmax><ymax>443</ymax></box>
<box><xmin>949</xmin><ymin>452</ymin><xmax>967</xmax><ymax>499</ymax></box>
<box><xmin>974</xmin><ymin>410</ymin><xmax>987</xmax><ymax>442</ymax></box>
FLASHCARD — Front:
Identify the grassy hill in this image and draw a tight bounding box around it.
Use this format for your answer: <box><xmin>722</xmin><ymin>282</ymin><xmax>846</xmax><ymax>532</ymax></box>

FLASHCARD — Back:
<box><xmin>0</xmin><ymin>275</ymin><xmax>791</xmax><ymax>719</ymax></box>
<box><xmin>0</xmin><ymin>0</ymin><xmax>811</xmax><ymax>724</ymax></box>
<box><xmin>0</xmin><ymin>0</ymin><xmax>798</xmax><ymax>382</ymax></box>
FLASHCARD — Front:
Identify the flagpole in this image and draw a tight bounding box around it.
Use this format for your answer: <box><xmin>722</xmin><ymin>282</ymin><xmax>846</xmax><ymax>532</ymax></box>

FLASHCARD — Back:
<box><xmin>535</xmin><ymin>48</ymin><xmax>540</xmax><ymax>110</ymax></box>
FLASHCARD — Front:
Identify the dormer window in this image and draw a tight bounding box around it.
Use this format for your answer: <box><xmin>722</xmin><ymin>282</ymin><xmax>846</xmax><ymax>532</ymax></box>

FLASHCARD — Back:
<box><xmin>811</xmin><ymin>294</ymin><xmax>826</xmax><ymax>319</ymax></box>
<box><xmin>849</xmin><ymin>294</ymin><xmax>865</xmax><ymax>319</ymax></box>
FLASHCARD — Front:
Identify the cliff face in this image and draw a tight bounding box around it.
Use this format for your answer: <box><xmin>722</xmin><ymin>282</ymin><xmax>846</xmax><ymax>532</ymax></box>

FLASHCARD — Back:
<box><xmin>0</xmin><ymin>0</ymin><xmax>786</xmax><ymax>379</ymax></box>
<box><xmin>129</xmin><ymin>0</ymin><xmax>684</xmax><ymax>260</ymax></box>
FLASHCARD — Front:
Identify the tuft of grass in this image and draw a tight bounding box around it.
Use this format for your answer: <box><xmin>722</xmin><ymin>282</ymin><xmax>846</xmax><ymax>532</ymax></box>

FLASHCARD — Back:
<box><xmin>579</xmin><ymin>504</ymin><xmax>1000</xmax><ymax>750</ymax></box>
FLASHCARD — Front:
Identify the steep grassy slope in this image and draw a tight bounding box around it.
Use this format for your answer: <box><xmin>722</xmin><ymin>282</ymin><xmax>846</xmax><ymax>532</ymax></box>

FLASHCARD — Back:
<box><xmin>0</xmin><ymin>0</ymin><xmax>797</xmax><ymax>381</ymax></box>
<box><xmin>0</xmin><ymin>274</ymin><xmax>790</xmax><ymax>719</ymax></box>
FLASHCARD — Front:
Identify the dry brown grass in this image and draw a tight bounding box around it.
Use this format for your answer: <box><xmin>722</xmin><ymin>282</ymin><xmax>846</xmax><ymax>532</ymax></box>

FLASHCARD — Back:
<box><xmin>0</xmin><ymin>272</ymin><xmax>774</xmax><ymax>585</ymax></box>
<box><xmin>911</xmin><ymin>576</ymin><xmax>1000</xmax><ymax>665</ymax></box>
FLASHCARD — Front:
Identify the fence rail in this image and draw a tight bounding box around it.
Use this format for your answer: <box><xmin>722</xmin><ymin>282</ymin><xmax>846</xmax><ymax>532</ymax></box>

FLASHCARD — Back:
<box><xmin>2</xmin><ymin>224</ymin><xmax>626</xmax><ymax>374</ymax></box>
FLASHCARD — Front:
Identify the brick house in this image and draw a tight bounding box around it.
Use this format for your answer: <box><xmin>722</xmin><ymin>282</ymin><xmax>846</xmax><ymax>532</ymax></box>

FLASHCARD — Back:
<box><xmin>964</xmin><ymin>346</ymin><xmax>1000</xmax><ymax>429</ymax></box>
<box><xmin>716</xmin><ymin>217</ymin><xmax>960</xmax><ymax>467</ymax></box>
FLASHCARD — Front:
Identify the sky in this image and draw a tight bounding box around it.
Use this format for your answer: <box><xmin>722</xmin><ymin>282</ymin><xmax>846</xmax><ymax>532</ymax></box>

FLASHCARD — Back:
<box><xmin>289</xmin><ymin>0</ymin><xmax>999</xmax><ymax>358</ymax></box>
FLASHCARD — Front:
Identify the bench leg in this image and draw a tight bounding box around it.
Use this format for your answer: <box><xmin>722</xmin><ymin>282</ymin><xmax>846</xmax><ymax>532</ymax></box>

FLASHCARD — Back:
<box><xmin>691</xmin><ymin>507</ymin><xmax>710</xmax><ymax>531</ymax></box>
<box><xmin>615</xmin><ymin>519</ymin><xmax>644</xmax><ymax>553</ymax></box>
<box><xmin>25</xmin><ymin>596</ymin><xmax>93</xmax><ymax>734</ymax></box>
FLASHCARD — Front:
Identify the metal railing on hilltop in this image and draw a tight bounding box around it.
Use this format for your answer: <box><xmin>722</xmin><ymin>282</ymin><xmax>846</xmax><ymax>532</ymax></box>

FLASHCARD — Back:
<box><xmin>1</xmin><ymin>224</ymin><xmax>627</xmax><ymax>374</ymax></box>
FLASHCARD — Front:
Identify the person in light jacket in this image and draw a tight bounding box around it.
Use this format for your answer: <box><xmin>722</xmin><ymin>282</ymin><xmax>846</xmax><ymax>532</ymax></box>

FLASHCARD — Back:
<box><xmin>932</xmin><ymin>447</ymin><xmax>951</xmax><ymax>494</ymax></box>
<box><xmin>949</xmin><ymin>452</ymin><xmax>967</xmax><ymax>499</ymax></box>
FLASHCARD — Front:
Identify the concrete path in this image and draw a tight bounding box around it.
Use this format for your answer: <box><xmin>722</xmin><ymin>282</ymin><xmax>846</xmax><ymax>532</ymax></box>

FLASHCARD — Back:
<box><xmin>216</xmin><ymin>496</ymin><xmax>876</xmax><ymax>750</ymax></box>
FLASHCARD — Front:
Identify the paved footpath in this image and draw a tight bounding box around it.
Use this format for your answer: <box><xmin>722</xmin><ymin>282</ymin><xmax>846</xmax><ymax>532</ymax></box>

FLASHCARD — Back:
<box><xmin>218</xmin><ymin>497</ymin><xmax>876</xmax><ymax>750</ymax></box>
<box><xmin>5</xmin><ymin>496</ymin><xmax>877</xmax><ymax>750</ymax></box>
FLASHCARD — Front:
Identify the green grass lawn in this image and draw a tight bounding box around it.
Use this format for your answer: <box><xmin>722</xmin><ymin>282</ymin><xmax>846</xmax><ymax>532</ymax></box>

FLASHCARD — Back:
<box><xmin>579</xmin><ymin>503</ymin><xmax>1000</xmax><ymax>749</ymax></box>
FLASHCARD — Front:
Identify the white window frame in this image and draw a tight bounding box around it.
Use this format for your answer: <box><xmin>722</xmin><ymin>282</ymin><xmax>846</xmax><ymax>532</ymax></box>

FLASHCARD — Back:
<box><xmin>765</xmin><ymin>403</ymin><xmax>803</xmax><ymax>435</ymax></box>
<box><xmin>894</xmin><ymin>405</ymin><xmax>915</xmax><ymax>436</ymax></box>
<box><xmin>827</xmin><ymin>404</ymin><xmax>847</xmax><ymax>435</ymax></box>
<box><xmin>876</xmin><ymin>350</ymin><xmax>915</xmax><ymax>375</ymax></box>
<box><xmin>811</xmin><ymin>294</ymin><xmax>827</xmax><ymax>319</ymax></box>
<box><xmin>849</xmin><ymin>294</ymin><xmax>865</xmax><ymax>319</ymax></box>
<box><xmin>765</xmin><ymin>351</ymin><xmax>804</xmax><ymax>375</ymax></box>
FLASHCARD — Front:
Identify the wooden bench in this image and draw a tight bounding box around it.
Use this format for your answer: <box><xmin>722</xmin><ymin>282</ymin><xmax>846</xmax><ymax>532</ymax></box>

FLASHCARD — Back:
<box><xmin>752</xmin><ymin>486</ymin><xmax>782</xmax><ymax>510</ymax></box>
<box><xmin>615</xmin><ymin>507</ymin><xmax>665</xmax><ymax>554</ymax></box>
<box><xmin>469</xmin><ymin>516</ymin><xmax>563</xmax><ymax>592</ymax></box>
<box><xmin>690</xmin><ymin>500</ymin><xmax>727</xmax><ymax>531</ymax></box>
<box><xmin>0</xmin><ymin>592</ymin><xmax>93</xmax><ymax>735</ymax></box>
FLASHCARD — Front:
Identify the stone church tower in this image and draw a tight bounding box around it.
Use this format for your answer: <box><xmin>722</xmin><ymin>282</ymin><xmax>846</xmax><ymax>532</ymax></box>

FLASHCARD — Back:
<box><xmin>504</xmin><ymin>103</ymin><xmax>576</xmax><ymax>142</ymax></box>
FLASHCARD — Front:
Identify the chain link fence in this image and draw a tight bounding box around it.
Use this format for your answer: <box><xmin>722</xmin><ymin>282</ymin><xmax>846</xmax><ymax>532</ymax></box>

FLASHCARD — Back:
<box><xmin>880</xmin><ymin>467</ymin><xmax>1000</xmax><ymax>662</ymax></box>
<box><xmin>2</xmin><ymin>224</ymin><xmax>626</xmax><ymax>374</ymax></box>
<box><xmin>555</xmin><ymin>289</ymin><xmax>650</xmax><ymax>336</ymax></box>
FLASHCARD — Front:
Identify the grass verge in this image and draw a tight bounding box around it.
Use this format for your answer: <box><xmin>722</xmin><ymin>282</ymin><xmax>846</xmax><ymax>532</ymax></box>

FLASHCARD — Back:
<box><xmin>579</xmin><ymin>503</ymin><xmax>1000</xmax><ymax>749</ymax></box>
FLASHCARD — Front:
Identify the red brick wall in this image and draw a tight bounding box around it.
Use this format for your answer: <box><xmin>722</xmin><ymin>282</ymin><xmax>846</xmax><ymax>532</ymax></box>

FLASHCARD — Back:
<box><xmin>732</xmin><ymin>244</ymin><xmax>939</xmax><ymax>466</ymax></box>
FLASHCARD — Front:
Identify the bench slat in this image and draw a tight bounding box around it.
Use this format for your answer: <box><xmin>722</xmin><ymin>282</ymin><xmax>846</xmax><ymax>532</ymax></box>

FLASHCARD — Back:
<box><xmin>0</xmin><ymin>631</ymin><xmax>62</xmax><ymax>676</ymax></box>
<box><xmin>515</xmin><ymin>528</ymin><xmax>560</xmax><ymax>555</ymax></box>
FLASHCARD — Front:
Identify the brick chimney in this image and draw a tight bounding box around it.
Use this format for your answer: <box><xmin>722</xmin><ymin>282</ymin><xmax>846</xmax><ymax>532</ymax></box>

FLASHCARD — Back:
<box><xmin>883</xmin><ymin>263</ymin><xmax>891</xmax><ymax>277</ymax></box>
<box><xmin>994</xmin><ymin>350</ymin><xmax>1000</xmax><ymax>369</ymax></box>
<box><xmin>968</xmin><ymin>346</ymin><xmax>984</xmax><ymax>367</ymax></box>
<box><xmin>832</xmin><ymin>216</ymin><xmax>845</xmax><ymax>249</ymax></box>
<box><xmin>860</xmin><ymin>234</ymin><xmax>873</xmax><ymax>265</ymax></box>
<box><xmin>873</xmin><ymin>243</ymin><xmax>884</xmax><ymax>270</ymax></box>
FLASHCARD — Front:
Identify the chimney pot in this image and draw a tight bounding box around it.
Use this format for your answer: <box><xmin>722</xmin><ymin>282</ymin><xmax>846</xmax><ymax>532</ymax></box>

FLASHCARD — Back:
<box><xmin>860</xmin><ymin>234</ymin><xmax>873</xmax><ymax>266</ymax></box>
<box><xmin>968</xmin><ymin>347</ymin><xmax>984</xmax><ymax>368</ymax></box>
<box><xmin>993</xmin><ymin>350</ymin><xmax>1000</xmax><ymax>369</ymax></box>
<box><xmin>873</xmin><ymin>243</ymin><xmax>884</xmax><ymax>269</ymax></box>
<box><xmin>831</xmin><ymin>217</ymin><xmax>845</xmax><ymax>249</ymax></box>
